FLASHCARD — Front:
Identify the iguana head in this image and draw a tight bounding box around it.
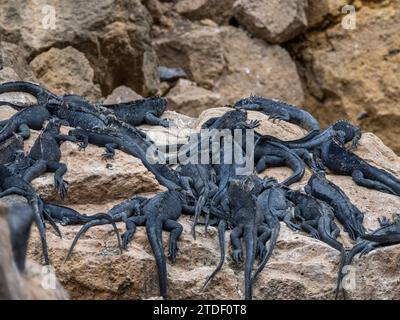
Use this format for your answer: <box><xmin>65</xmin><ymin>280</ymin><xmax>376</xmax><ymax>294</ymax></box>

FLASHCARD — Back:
<box><xmin>150</xmin><ymin>97</ymin><xmax>167</xmax><ymax>116</ymax></box>
<box><xmin>332</xmin><ymin>120</ymin><xmax>361</xmax><ymax>147</ymax></box>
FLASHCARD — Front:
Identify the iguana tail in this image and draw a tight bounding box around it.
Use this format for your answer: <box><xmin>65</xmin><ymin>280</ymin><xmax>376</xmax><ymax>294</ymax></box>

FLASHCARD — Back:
<box><xmin>243</xmin><ymin>225</ymin><xmax>257</xmax><ymax>300</ymax></box>
<box><xmin>146</xmin><ymin>217</ymin><xmax>168</xmax><ymax>299</ymax></box>
<box><xmin>202</xmin><ymin>219</ymin><xmax>227</xmax><ymax>290</ymax></box>
<box><xmin>65</xmin><ymin>214</ymin><xmax>121</xmax><ymax>261</ymax></box>
<box><xmin>0</xmin><ymin>81</ymin><xmax>56</xmax><ymax>104</ymax></box>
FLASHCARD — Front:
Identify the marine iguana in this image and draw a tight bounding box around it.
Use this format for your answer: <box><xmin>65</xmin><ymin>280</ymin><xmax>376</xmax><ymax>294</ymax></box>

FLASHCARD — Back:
<box><xmin>0</xmin><ymin>81</ymin><xmax>56</xmax><ymax>104</ymax></box>
<box><xmin>251</xmin><ymin>183</ymin><xmax>295</xmax><ymax>283</ymax></box>
<box><xmin>233</xmin><ymin>95</ymin><xmax>320</xmax><ymax>144</ymax></box>
<box><xmin>176</xmin><ymin>163</ymin><xmax>218</xmax><ymax>239</ymax></box>
<box><xmin>0</xmin><ymin>164</ymin><xmax>49</xmax><ymax>264</ymax></box>
<box><xmin>313</xmin><ymin>131</ymin><xmax>400</xmax><ymax>196</ymax></box>
<box><xmin>121</xmin><ymin>190</ymin><xmax>185</xmax><ymax>299</ymax></box>
<box><xmin>279</xmin><ymin>120</ymin><xmax>361</xmax><ymax>150</ymax></box>
<box><xmin>68</xmin><ymin>127</ymin><xmax>181</xmax><ymax>191</ymax></box>
<box><xmin>286</xmin><ymin>189</ymin><xmax>346</xmax><ymax>297</ymax></box>
<box><xmin>22</xmin><ymin>119</ymin><xmax>79</xmax><ymax>198</ymax></box>
<box><xmin>0</xmin><ymin>104</ymin><xmax>50</xmax><ymax>143</ymax></box>
<box><xmin>100</xmin><ymin>96</ymin><xmax>170</xmax><ymax>127</ymax></box>
<box><xmin>254</xmin><ymin>136</ymin><xmax>306</xmax><ymax>186</ymax></box>
<box><xmin>203</xmin><ymin>178</ymin><xmax>258</xmax><ymax>300</ymax></box>
<box><xmin>65</xmin><ymin>196</ymin><xmax>149</xmax><ymax>259</ymax></box>
<box><xmin>305</xmin><ymin>172</ymin><xmax>365</xmax><ymax>240</ymax></box>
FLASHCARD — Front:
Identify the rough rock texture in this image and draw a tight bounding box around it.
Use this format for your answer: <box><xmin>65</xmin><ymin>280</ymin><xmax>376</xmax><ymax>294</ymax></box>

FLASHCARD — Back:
<box><xmin>233</xmin><ymin>0</ymin><xmax>309</xmax><ymax>44</ymax></box>
<box><xmin>166</xmin><ymin>79</ymin><xmax>221</xmax><ymax>116</ymax></box>
<box><xmin>0</xmin><ymin>41</ymin><xmax>37</xmax><ymax>83</ymax></box>
<box><xmin>0</xmin><ymin>0</ymin><xmax>159</xmax><ymax>96</ymax></box>
<box><xmin>291</xmin><ymin>0</ymin><xmax>400</xmax><ymax>154</ymax></box>
<box><xmin>103</xmin><ymin>86</ymin><xmax>143</xmax><ymax>104</ymax></box>
<box><xmin>30</xmin><ymin>47</ymin><xmax>102</xmax><ymax>101</ymax></box>
<box><xmin>306</xmin><ymin>0</ymin><xmax>347</xmax><ymax>27</ymax></box>
<box><xmin>155</xmin><ymin>24</ymin><xmax>304</xmax><ymax>115</ymax></box>
<box><xmin>174</xmin><ymin>0</ymin><xmax>236</xmax><ymax>24</ymax></box>
<box><xmin>0</xmin><ymin>202</ymin><xmax>68</xmax><ymax>299</ymax></box>
<box><xmin>0</xmin><ymin>104</ymin><xmax>392</xmax><ymax>300</ymax></box>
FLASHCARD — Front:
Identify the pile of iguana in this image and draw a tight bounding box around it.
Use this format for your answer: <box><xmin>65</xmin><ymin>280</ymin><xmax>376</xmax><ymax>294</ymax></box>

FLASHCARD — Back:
<box><xmin>0</xmin><ymin>80</ymin><xmax>399</xmax><ymax>301</ymax></box>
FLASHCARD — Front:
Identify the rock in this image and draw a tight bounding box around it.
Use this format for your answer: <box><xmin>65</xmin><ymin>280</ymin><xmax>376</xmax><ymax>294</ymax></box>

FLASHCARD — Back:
<box><xmin>306</xmin><ymin>0</ymin><xmax>347</xmax><ymax>27</ymax></box>
<box><xmin>158</xmin><ymin>66</ymin><xmax>188</xmax><ymax>82</ymax></box>
<box><xmin>14</xmin><ymin>107</ymin><xmax>398</xmax><ymax>299</ymax></box>
<box><xmin>153</xmin><ymin>24</ymin><xmax>226</xmax><ymax>89</ymax></box>
<box><xmin>214</xmin><ymin>27</ymin><xmax>304</xmax><ymax>106</ymax></box>
<box><xmin>174</xmin><ymin>0</ymin><xmax>236</xmax><ymax>24</ymax></box>
<box><xmin>103</xmin><ymin>86</ymin><xmax>143</xmax><ymax>104</ymax></box>
<box><xmin>0</xmin><ymin>201</ymin><xmax>68</xmax><ymax>299</ymax></box>
<box><xmin>293</xmin><ymin>1</ymin><xmax>400</xmax><ymax>153</ymax></box>
<box><xmin>30</xmin><ymin>47</ymin><xmax>102</xmax><ymax>101</ymax></box>
<box><xmin>166</xmin><ymin>79</ymin><xmax>221</xmax><ymax>116</ymax></box>
<box><xmin>233</xmin><ymin>0</ymin><xmax>309</xmax><ymax>44</ymax></box>
<box><xmin>0</xmin><ymin>0</ymin><xmax>159</xmax><ymax>96</ymax></box>
<box><xmin>0</xmin><ymin>41</ymin><xmax>37</xmax><ymax>82</ymax></box>
<box><xmin>155</xmin><ymin>25</ymin><xmax>304</xmax><ymax>115</ymax></box>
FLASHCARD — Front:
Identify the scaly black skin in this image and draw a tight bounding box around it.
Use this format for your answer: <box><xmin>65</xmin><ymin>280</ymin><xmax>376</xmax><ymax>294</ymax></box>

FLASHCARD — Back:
<box><xmin>314</xmin><ymin>131</ymin><xmax>400</xmax><ymax>196</ymax></box>
<box><xmin>234</xmin><ymin>95</ymin><xmax>320</xmax><ymax>144</ymax></box>
<box><xmin>0</xmin><ymin>81</ymin><xmax>56</xmax><ymax>104</ymax></box>
<box><xmin>0</xmin><ymin>105</ymin><xmax>50</xmax><ymax>143</ymax></box>
<box><xmin>46</xmin><ymin>96</ymin><xmax>109</xmax><ymax>131</ymax></box>
<box><xmin>22</xmin><ymin>119</ymin><xmax>79</xmax><ymax>198</ymax></box>
<box><xmin>281</xmin><ymin>120</ymin><xmax>361</xmax><ymax>150</ymax></box>
<box><xmin>0</xmin><ymin>134</ymin><xmax>24</xmax><ymax>165</ymax></box>
<box><xmin>254</xmin><ymin>135</ymin><xmax>306</xmax><ymax>186</ymax></box>
<box><xmin>100</xmin><ymin>96</ymin><xmax>170</xmax><ymax>127</ymax></box>
<box><xmin>167</xmin><ymin>109</ymin><xmax>260</xmax><ymax>163</ymax></box>
<box><xmin>66</xmin><ymin>196</ymin><xmax>149</xmax><ymax>260</ymax></box>
<box><xmin>121</xmin><ymin>190</ymin><xmax>184</xmax><ymax>299</ymax></box>
<box><xmin>227</xmin><ymin>179</ymin><xmax>258</xmax><ymax>300</ymax></box>
<box><xmin>305</xmin><ymin>172</ymin><xmax>365</xmax><ymax>241</ymax></box>
<box><xmin>176</xmin><ymin>163</ymin><xmax>218</xmax><ymax>238</ymax></box>
<box><xmin>286</xmin><ymin>189</ymin><xmax>346</xmax><ymax>297</ymax></box>
<box><xmin>68</xmin><ymin>127</ymin><xmax>181</xmax><ymax>191</ymax></box>
<box><xmin>0</xmin><ymin>165</ymin><xmax>49</xmax><ymax>264</ymax></box>
<box><xmin>6</xmin><ymin>202</ymin><xmax>35</xmax><ymax>272</ymax></box>
<box><xmin>252</xmin><ymin>184</ymin><xmax>295</xmax><ymax>283</ymax></box>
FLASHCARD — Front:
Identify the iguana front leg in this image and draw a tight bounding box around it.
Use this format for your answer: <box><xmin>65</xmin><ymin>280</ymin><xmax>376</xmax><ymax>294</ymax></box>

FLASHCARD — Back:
<box><xmin>231</xmin><ymin>226</ymin><xmax>244</xmax><ymax>264</ymax></box>
<box><xmin>102</xmin><ymin>143</ymin><xmax>118</xmax><ymax>160</ymax></box>
<box><xmin>121</xmin><ymin>215</ymin><xmax>146</xmax><ymax>249</ymax></box>
<box><xmin>144</xmin><ymin>112</ymin><xmax>169</xmax><ymax>127</ymax></box>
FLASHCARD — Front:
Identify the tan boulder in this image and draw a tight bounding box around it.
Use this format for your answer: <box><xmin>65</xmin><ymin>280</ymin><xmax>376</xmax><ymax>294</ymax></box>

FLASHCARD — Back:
<box><xmin>174</xmin><ymin>0</ymin><xmax>236</xmax><ymax>24</ymax></box>
<box><xmin>154</xmin><ymin>24</ymin><xmax>226</xmax><ymax>89</ymax></box>
<box><xmin>30</xmin><ymin>47</ymin><xmax>102</xmax><ymax>101</ymax></box>
<box><xmin>0</xmin><ymin>0</ymin><xmax>159</xmax><ymax>96</ymax></box>
<box><xmin>166</xmin><ymin>79</ymin><xmax>222</xmax><ymax>116</ymax></box>
<box><xmin>294</xmin><ymin>1</ymin><xmax>400</xmax><ymax>153</ymax></box>
<box><xmin>155</xmin><ymin>24</ymin><xmax>304</xmax><ymax>116</ymax></box>
<box><xmin>0</xmin><ymin>41</ymin><xmax>37</xmax><ymax>82</ymax></box>
<box><xmin>306</xmin><ymin>0</ymin><xmax>347</xmax><ymax>27</ymax></box>
<box><xmin>233</xmin><ymin>0</ymin><xmax>308</xmax><ymax>44</ymax></box>
<box><xmin>103</xmin><ymin>86</ymin><xmax>143</xmax><ymax>104</ymax></box>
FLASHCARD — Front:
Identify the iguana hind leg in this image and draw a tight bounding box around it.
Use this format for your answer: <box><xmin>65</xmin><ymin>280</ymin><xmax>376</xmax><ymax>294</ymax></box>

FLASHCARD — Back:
<box><xmin>163</xmin><ymin>219</ymin><xmax>183</xmax><ymax>263</ymax></box>
<box><xmin>230</xmin><ymin>226</ymin><xmax>244</xmax><ymax>264</ymax></box>
<box><xmin>352</xmin><ymin>170</ymin><xmax>396</xmax><ymax>195</ymax></box>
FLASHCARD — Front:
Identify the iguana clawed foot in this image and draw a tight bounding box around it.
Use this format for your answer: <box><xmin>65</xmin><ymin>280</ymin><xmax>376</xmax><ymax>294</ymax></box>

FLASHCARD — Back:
<box><xmin>232</xmin><ymin>249</ymin><xmax>243</xmax><ymax>264</ymax></box>
<box><xmin>55</xmin><ymin>178</ymin><xmax>69</xmax><ymax>199</ymax></box>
